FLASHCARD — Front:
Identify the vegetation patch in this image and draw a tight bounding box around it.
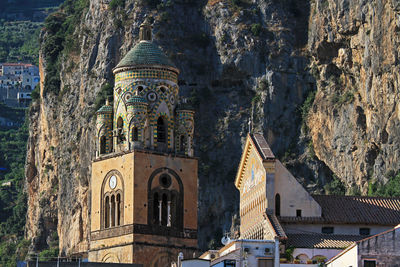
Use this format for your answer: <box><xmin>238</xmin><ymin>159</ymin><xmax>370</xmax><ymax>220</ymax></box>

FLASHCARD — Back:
<box><xmin>368</xmin><ymin>170</ymin><xmax>400</xmax><ymax>197</ymax></box>
<box><xmin>324</xmin><ymin>175</ymin><xmax>345</xmax><ymax>195</ymax></box>
<box><xmin>41</xmin><ymin>0</ymin><xmax>90</xmax><ymax>96</ymax></box>
<box><xmin>299</xmin><ymin>89</ymin><xmax>316</xmax><ymax>133</ymax></box>
<box><xmin>250</xmin><ymin>23</ymin><xmax>262</xmax><ymax>36</ymax></box>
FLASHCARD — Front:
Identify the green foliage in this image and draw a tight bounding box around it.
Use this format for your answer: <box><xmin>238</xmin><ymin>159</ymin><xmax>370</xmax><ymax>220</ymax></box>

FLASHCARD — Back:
<box><xmin>0</xmin><ymin>21</ymin><xmax>42</xmax><ymax>64</ymax></box>
<box><xmin>31</xmin><ymin>84</ymin><xmax>40</xmax><ymax>100</ymax></box>
<box><xmin>300</xmin><ymin>90</ymin><xmax>316</xmax><ymax>133</ymax></box>
<box><xmin>0</xmin><ymin>116</ymin><xmax>29</xmax><ymax>266</ymax></box>
<box><xmin>39</xmin><ymin>247</ymin><xmax>59</xmax><ymax>261</ymax></box>
<box><xmin>368</xmin><ymin>171</ymin><xmax>400</xmax><ymax>197</ymax></box>
<box><xmin>42</xmin><ymin>0</ymin><xmax>90</xmax><ymax>96</ymax></box>
<box><xmin>331</xmin><ymin>90</ymin><xmax>354</xmax><ymax>106</ymax></box>
<box><xmin>324</xmin><ymin>176</ymin><xmax>345</xmax><ymax>195</ymax></box>
<box><xmin>94</xmin><ymin>83</ymin><xmax>113</xmax><ymax>112</ymax></box>
<box><xmin>109</xmin><ymin>0</ymin><xmax>125</xmax><ymax>10</ymax></box>
<box><xmin>285</xmin><ymin>246</ymin><xmax>295</xmax><ymax>262</ymax></box>
<box><xmin>250</xmin><ymin>23</ymin><xmax>262</xmax><ymax>36</ymax></box>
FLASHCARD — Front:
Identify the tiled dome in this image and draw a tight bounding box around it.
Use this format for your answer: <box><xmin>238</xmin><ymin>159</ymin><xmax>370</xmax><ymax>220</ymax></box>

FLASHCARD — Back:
<box><xmin>115</xmin><ymin>41</ymin><xmax>176</xmax><ymax>69</ymax></box>
<box><xmin>127</xmin><ymin>95</ymin><xmax>147</xmax><ymax>104</ymax></box>
<box><xmin>97</xmin><ymin>103</ymin><xmax>113</xmax><ymax>113</ymax></box>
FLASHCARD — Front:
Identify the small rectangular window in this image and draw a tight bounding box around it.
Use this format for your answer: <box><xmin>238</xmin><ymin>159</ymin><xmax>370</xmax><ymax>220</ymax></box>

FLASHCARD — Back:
<box><xmin>322</xmin><ymin>226</ymin><xmax>334</xmax><ymax>234</ymax></box>
<box><xmin>364</xmin><ymin>260</ymin><xmax>376</xmax><ymax>267</ymax></box>
<box><xmin>360</xmin><ymin>228</ymin><xmax>370</xmax><ymax>235</ymax></box>
<box><xmin>296</xmin><ymin>209</ymin><xmax>302</xmax><ymax>217</ymax></box>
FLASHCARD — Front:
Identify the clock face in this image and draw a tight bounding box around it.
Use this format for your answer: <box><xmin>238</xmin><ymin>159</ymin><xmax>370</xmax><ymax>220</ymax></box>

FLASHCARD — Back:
<box><xmin>109</xmin><ymin>175</ymin><xmax>117</xmax><ymax>189</ymax></box>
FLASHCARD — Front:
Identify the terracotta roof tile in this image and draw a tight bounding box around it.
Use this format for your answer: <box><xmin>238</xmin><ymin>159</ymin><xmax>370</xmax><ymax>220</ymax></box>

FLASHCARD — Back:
<box><xmin>251</xmin><ymin>134</ymin><xmax>275</xmax><ymax>160</ymax></box>
<box><xmin>286</xmin><ymin>233</ymin><xmax>365</xmax><ymax>249</ymax></box>
<box><xmin>280</xmin><ymin>195</ymin><xmax>400</xmax><ymax>225</ymax></box>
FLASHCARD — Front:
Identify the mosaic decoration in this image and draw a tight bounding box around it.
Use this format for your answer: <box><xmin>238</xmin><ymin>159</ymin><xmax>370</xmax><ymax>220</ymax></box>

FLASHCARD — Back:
<box><xmin>115</xmin><ymin>69</ymin><xmax>178</xmax><ymax>84</ymax></box>
<box><xmin>95</xmin><ymin>47</ymin><xmax>194</xmax><ymax>156</ymax></box>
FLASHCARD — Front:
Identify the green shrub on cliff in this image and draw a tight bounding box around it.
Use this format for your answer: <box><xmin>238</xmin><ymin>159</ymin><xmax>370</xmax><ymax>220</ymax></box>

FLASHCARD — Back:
<box><xmin>42</xmin><ymin>0</ymin><xmax>90</xmax><ymax>96</ymax></box>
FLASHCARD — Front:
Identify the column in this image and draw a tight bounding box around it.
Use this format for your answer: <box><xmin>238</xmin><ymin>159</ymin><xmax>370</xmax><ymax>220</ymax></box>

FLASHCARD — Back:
<box><xmin>167</xmin><ymin>201</ymin><xmax>171</xmax><ymax>227</ymax></box>
<box><xmin>158</xmin><ymin>200</ymin><xmax>162</xmax><ymax>225</ymax></box>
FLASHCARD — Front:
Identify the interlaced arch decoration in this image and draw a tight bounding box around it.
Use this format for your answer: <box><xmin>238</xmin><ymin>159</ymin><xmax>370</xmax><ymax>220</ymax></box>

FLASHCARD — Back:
<box><xmin>101</xmin><ymin>170</ymin><xmax>125</xmax><ymax>229</ymax></box>
<box><xmin>147</xmin><ymin>167</ymin><xmax>184</xmax><ymax>229</ymax></box>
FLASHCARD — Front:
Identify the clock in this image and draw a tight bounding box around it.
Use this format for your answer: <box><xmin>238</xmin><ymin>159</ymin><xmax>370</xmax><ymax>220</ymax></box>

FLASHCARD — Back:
<box><xmin>109</xmin><ymin>175</ymin><xmax>117</xmax><ymax>189</ymax></box>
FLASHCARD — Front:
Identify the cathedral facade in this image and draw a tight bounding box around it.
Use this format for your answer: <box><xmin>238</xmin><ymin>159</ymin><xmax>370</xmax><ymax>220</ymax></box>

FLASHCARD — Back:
<box><xmin>88</xmin><ymin>21</ymin><xmax>198</xmax><ymax>266</ymax></box>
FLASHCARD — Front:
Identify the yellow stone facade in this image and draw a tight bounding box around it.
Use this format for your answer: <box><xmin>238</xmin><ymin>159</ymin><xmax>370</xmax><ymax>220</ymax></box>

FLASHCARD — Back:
<box><xmin>89</xmin><ymin>21</ymin><xmax>198</xmax><ymax>266</ymax></box>
<box><xmin>89</xmin><ymin>151</ymin><xmax>198</xmax><ymax>265</ymax></box>
<box><xmin>235</xmin><ymin>134</ymin><xmax>321</xmax><ymax>241</ymax></box>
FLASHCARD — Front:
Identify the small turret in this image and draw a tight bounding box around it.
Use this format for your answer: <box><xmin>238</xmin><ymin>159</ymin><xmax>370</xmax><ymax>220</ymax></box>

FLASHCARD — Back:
<box><xmin>175</xmin><ymin>99</ymin><xmax>195</xmax><ymax>156</ymax></box>
<box><xmin>139</xmin><ymin>19</ymin><xmax>152</xmax><ymax>42</ymax></box>
<box><xmin>126</xmin><ymin>94</ymin><xmax>148</xmax><ymax>149</ymax></box>
<box><xmin>96</xmin><ymin>99</ymin><xmax>113</xmax><ymax>156</ymax></box>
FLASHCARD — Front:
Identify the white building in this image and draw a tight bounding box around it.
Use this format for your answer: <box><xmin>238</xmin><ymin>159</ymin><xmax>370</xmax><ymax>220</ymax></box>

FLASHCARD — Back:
<box><xmin>200</xmin><ymin>239</ymin><xmax>279</xmax><ymax>267</ymax></box>
<box><xmin>326</xmin><ymin>224</ymin><xmax>400</xmax><ymax>267</ymax></box>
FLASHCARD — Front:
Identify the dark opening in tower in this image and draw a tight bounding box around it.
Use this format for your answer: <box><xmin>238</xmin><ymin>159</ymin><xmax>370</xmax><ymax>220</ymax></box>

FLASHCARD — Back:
<box><xmin>157</xmin><ymin>117</ymin><xmax>167</xmax><ymax>143</ymax></box>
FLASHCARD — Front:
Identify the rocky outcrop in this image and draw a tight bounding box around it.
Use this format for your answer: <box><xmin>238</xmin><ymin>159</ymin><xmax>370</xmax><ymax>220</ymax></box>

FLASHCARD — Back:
<box><xmin>25</xmin><ymin>0</ymin><xmax>400</xmax><ymax>254</ymax></box>
<box><xmin>307</xmin><ymin>0</ymin><xmax>400</xmax><ymax>193</ymax></box>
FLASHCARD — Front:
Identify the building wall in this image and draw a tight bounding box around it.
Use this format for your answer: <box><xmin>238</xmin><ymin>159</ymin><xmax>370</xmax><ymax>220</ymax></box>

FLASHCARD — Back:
<box><xmin>292</xmin><ymin>248</ymin><xmax>342</xmax><ymax>263</ymax></box>
<box><xmin>284</xmin><ymin>223</ymin><xmax>392</xmax><ymax>236</ymax></box>
<box><xmin>238</xmin><ymin>143</ymin><xmax>267</xmax><ymax>239</ymax></box>
<box><xmin>132</xmin><ymin>151</ymin><xmax>198</xmax><ymax>228</ymax></box>
<box><xmin>181</xmin><ymin>259</ymin><xmax>210</xmax><ymax>267</ymax></box>
<box><xmin>326</xmin><ymin>245</ymin><xmax>358</xmax><ymax>267</ymax></box>
<box><xmin>91</xmin><ymin>153</ymin><xmax>135</xmax><ymax>231</ymax></box>
<box><xmin>274</xmin><ymin>161</ymin><xmax>321</xmax><ymax>217</ymax></box>
<box><xmin>358</xmin><ymin>227</ymin><xmax>400</xmax><ymax>266</ymax></box>
<box><xmin>89</xmin><ymin>150</ymin><xmax>198</xmax><ymax>266</ymax></box>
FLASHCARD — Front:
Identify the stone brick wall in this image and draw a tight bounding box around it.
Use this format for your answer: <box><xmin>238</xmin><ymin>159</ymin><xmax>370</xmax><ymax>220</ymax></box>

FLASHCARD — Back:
<box><xmin>358</xmin><ymin>227</ymin><xmax>400</xmax><ymax>266</ymax></box>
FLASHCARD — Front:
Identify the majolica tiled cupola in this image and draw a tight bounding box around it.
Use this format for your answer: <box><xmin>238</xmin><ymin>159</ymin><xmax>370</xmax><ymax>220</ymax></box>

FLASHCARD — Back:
<box><xmin>96</xmin><ymin>20</ymin><xmax>194</xmax><ymax>157</ymax></box>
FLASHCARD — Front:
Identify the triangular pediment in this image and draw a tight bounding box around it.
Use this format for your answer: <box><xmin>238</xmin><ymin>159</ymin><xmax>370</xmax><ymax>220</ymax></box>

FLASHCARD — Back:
<box><xmin>235</xmin><ymin>134</ymin><xmax>271</xmax><ymax>190</ymax></box>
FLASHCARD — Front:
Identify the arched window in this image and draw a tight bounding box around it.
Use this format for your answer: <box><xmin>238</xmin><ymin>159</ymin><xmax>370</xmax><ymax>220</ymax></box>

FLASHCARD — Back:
<box><xmin>148</xmin><ymin>169</ymin><xmax>183</xmax><ymax>230</ymax></box>
<box><xmin>111</xmin><ymin>195</ymin><xmax>116</xmax><ymax>227</ymax></box>
<box><xmin>132</xmin><ymin>127</ymin><xmax>138</xmax><ymax>142</ymax></box>
<box><xmin>117</xmin><ymin>117</ymin><xmax>124</xmax><ymax>144</ymax></box>
<box><xmin>157</xmin><ymin>117</ymin><xmax>167</xmax><ymax>143</ymax></box>
<box><xmin>105</xmin><ymin>196</ymin><xmax>110</xmax><ymax>228</ymax></box>
<box><xmin>117</xmin><ymin>194</ymin><xmax>121</xmax><ymax>226</ymax></box>
<box><xmin>100</xmin><ymin>136</ymin><xmax>106</xmax><ymax>154</ymax></box>
<box><xmin>179</xmin><ymin>135</ymin><xmax>185</xmax><ymax>152</ymax></box>
<box><xmin>102</xmin><ymin>171</ymin><xmax>124</xmax><ymax>229</ymax></box>
<box><xmin>275</xmin><ymin>193</ymin><xmax>281</xmax><ymax>216</ymax></box>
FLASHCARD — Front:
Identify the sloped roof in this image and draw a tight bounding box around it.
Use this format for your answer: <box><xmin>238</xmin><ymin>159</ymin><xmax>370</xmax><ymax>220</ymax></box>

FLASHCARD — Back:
<box><xmin>326</xmin><ymin>225</ymin><xmax>400</xmax><ymax>264</ymax></box>
<box><xmin>97</xmin><ymin>103</ymin><xmax>113</xmax><ymax>113</ymax></box>
<box><xmin>127</xmin><ymin>95</ymin><xmax>147</xmax><ymax>104</ymax></box>
<box><xmin>251</xmin><ymin>133</ymin><xmax>275</xmax><ymax>160</ymax></box>
<box><xmin>280</xmin><ymin>195</ymin><xmax>400</xmax><ymax>225</ymax></box>
<box><xmin>114</xmin><ymin>41</ymin><xmax>176</xmax><ymax>70</ymax></box>
<box><xmin>286</xmin><ymin>233</ymin><xmax>364</xmax><ymax>249</ymax></box>
<box><xmin>266</xmin><ymin>213</ymin><xmax>287</xmax><ymax>239</ymax></box>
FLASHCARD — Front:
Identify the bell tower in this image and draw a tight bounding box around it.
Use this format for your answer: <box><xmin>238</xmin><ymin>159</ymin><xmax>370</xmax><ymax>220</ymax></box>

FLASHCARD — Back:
<box><xmin>89</xmin><ymin>21</ymin><xmax>198</xmax><ymax>266</ymax></box>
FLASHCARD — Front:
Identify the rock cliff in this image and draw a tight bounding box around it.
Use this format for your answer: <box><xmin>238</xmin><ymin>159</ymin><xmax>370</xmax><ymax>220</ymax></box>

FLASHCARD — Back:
<box><xmin>25</xmin><ymin>0</ymin><xmax>400</xmax><ymax>255</ymax></box>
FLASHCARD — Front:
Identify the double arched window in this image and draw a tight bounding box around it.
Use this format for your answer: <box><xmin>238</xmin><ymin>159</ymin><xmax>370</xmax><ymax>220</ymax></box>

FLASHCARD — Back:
<box><xmin>148</xmin><ymin>169</ymin><xmax>183</xmax><ymax>229</ymax></box>
<box><xmin>104</xmin><ymin>191</ymin><xmax>122</xmax><ymax>228</ymax></box>
<box><xmin>102</xmin><ymin>171</ymin><xmax>124</xmax><ymax>229</ymax></box>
